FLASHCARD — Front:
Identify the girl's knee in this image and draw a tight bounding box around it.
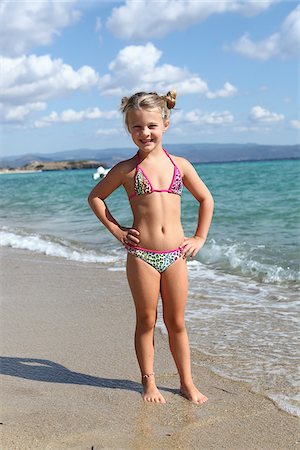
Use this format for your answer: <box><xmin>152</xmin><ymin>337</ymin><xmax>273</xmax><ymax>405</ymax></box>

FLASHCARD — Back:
<box><xmin>136</xmin><ymin>314</ymin><xmax>156</xmax><ymax>332</ymax></box>
<box><xmin>163</xmin><ymin>316</ymin><xmax>186</xmax><ymax>334</ymax></box>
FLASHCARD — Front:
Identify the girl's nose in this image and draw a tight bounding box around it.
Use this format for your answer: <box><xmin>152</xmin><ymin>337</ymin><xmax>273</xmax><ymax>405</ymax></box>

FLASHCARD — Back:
<box><xmin>141</xmin><ymin>127</ymin><xmax>150</xmax><ymax>136</ymax></box>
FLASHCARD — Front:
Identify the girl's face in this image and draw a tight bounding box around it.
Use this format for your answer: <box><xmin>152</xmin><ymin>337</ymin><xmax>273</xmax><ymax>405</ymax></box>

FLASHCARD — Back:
<box><xmin>127</xmin><ymin>108</ymin><xmax>169</xmax><ymax>153</ymax></box>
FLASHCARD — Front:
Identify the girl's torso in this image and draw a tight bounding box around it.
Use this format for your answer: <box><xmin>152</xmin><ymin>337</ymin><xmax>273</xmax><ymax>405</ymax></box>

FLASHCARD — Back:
<box><xmin>123</xmin><ymin>149</ymin><xmax>185</xmax><ymax>250</ymax></box>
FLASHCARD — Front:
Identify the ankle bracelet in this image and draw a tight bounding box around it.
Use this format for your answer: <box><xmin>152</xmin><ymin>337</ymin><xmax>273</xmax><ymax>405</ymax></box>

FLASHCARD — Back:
<box><xmin>142</xmin><ymin>372</ymin><xmax>155</xmax><ymax>379</ymax></box>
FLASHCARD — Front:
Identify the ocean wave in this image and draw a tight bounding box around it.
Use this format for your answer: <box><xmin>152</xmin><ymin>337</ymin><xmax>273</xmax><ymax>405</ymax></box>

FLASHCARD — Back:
<box><xmin>0</xmin><ymin>229</ymin><xmax>118</xmax><ymax>264</ymax></box>
<box><xmin>199</xmin><ymin>239</ymin><xmax>300</xmax><ymax>284</ymax></box>
<box><xmin>268</xmin><ymin>393</ymin><xmax>300</xmax><ymax>418</ymax></box>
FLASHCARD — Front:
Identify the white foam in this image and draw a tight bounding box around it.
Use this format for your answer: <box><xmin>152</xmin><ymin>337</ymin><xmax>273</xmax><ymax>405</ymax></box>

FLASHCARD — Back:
<box><xmin>0</xmin><ymin>230</ymin><xmax>118</xmax><ymax>264</ymax></box>
<box><xmin>268</xmin><ymin>393</ymin><xmax>300</xmax><ymax>418</ymax></box>
<box><xmin>200</xmin><ymin>239</ymin><xmax>300</xmax><ymax>284</ymax></box>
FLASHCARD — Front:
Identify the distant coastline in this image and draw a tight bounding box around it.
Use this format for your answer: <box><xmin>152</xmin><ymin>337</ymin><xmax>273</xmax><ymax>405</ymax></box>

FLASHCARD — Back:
<box><xmin>0</xmin><ymin>160</ymin><xmax>107</xmax><ymax>173</ymax></box>
<box><xmin>0</xmin><ymin>143</ymin><xmax>299</xmax><ymax>170</ymax></box>
<box><xmin>0</xmin><ymin>169</ymin><xmax>42</xmax><ymax>174</ymax></box>
<box><xmin>194</xmin><ymin>155</ymin><xmax>300</xmax><ymax>165</ymax></box>
<box><xmin>1</xmin><ymin>156</ymin><xmax>299</xmax><ymax>174</ymax></box>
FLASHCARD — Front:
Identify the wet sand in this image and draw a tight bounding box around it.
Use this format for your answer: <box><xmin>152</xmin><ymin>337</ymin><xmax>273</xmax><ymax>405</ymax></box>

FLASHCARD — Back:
<box><xmin>0</xmin><ymin>247</ymin><xmax>299</xmax><ymax>449</ymax></box>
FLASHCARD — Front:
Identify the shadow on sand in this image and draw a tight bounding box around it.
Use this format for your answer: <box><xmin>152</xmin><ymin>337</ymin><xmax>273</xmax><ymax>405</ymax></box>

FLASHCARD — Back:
<box><xmin>0</xmin><ymin>356</ymin><xmax>177</xmax><ymax>395</ymax></box>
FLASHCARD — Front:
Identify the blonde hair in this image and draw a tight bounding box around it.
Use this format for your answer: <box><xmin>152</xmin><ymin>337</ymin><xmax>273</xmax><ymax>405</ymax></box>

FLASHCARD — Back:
<box><xmin>120</xmin><ymin>90</ymin><xmax>177</xmax><ymax>129</ymax></box>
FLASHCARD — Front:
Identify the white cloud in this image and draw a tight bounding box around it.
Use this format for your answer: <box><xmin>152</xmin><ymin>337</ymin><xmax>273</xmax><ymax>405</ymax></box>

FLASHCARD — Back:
<box><xmin>173</xmin><ymin>109</ymin><xmax>234</xmax><ymax>126</ymax></box>
<box><xmin>108</xmin><ymin>42</ymin><xmax>161</xmax><ymax>74</ymax></box>
<box><xmin>1</xmin><ymin>54</ymin><xmax>100</xmax><ymax>106</ymax></box>
<box><xmin>34</xmin><ymin>112</ymin><xmax>58</xmax><ymax>129</ymax></box>
<box><xmin>107</xmin><ymin>0</ymin><xmax>276</xmax><ymax>40</ymax></box>
<box><xmin>96</xmin><ymin>128</ymin><xmax>120</xmax><ymax>136</ymax></box>
<box><xmin>100</xmin><ymin>43</ymin><xmax>208</xmax><ymax>95</ymax></box>
<box><xmin>290</xmin><ymin>120</ymin><xmax>300</xmax><ymax>130</ymax></box>
<box><xmin>259</xmin><ymin>85</ymin><xmax>268</xmax><ymax>92</ymax></box>
<box><xmin>101</xmin><ymin>43</ymin><xmax>237</xmax><ymax>98</ymax></box>
<box><xmin>228</xmin><ymin>5</ymin><xmax>300</xmax><ymax>59</ymax></box>
<box><xmin>206</xmin><ymin>82</ymin><xmax>238</xmax><ymax>99</ymax></box>
<box><xmin>234</xmin><ymin>125</ymin><xmax>260</xmax><ymax>133</ymax></box>
<box><xmin>233</xmin><ymin>1</ymin><xmax>277</xmax><ymax>16</ymax></box>
<box><xmin>234</xmin><ymin>125</ymin><xmax>272</xmax><ymax>134</ymax></box>
<box><xmin>250</xmin><ymin>106</ymin><xmax>284</xmax><ymax>123</ymax></box>
<box><xmin>0</xmin><ymin>0</ymin><xmax>80</xmax><ymax>56</ymax></box>
<box><xmin>34</xmin><ymin>107</ymin><xmax>119</xmax><ymax>128</ymax></box>
<box><xmin>0</xmin><ymin>102</ymin><xmax>46</xmax><ymax>123</ymax></box>
<box><xmin>95</xmin><ymin>17</ymin><xmax>102</xmax><ymax>33</ymax></box>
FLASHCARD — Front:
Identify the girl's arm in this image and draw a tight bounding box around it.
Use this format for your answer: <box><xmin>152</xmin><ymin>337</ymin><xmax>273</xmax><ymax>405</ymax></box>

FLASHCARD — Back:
<box><xmin>88</xmin><ymin>163</ymin><xmax>139</xmax><ymax>246</ymax></box>
<box><xmin>180</xmin><ymin>158</ymin><xmax>214</xmax><ymax>257</ymax></box>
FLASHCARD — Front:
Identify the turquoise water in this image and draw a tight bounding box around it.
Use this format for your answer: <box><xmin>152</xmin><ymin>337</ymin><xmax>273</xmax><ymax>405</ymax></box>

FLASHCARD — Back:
<box><xmin>1</xmin><ymin>158</ymin><xmax>299</xmax><ymax>416</ymax></box>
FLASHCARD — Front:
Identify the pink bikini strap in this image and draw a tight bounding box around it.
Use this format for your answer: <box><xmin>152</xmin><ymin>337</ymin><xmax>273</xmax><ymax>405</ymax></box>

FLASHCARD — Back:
<box><xmin>125</xmin><ymin>242</ymin><xmax>183</xmax><ymax>254</ymax></box>
<box><xmin>128</xmin><ymin>153</ymin><xmax>140</xmax><ymax>201</ymax></box>
<box><xmin>136</xmin><ymin>149</ymin><xmax>174</xmax><ymax>165</ymax></box>
<box><xmin>135</xmin><ymin>152</ymin><xmax>141</xmax><ymax>166</ymax></box>
<box><xmin>163</xmin><ymin>148</ymin><xmax>175</xmax><ymax>166</ymax></box>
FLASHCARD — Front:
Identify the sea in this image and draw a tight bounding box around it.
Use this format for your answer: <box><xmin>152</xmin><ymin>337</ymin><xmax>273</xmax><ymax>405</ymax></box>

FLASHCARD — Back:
<box><xmin>1</xmin><ymin>157</ymin><xmax>299</xmax><ymax>417</ymax></box>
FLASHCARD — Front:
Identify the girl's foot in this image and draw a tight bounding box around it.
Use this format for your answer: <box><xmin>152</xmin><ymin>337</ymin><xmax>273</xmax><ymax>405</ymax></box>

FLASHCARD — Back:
<box><xmin>142</xmin><ymin>375</ymin><xmax>166</xmax><ymax>403</ymax></box>
<box><xmin>180</xmin><ymin>382</ymin><xmax>208</xmax><ymax>404</ymax></box>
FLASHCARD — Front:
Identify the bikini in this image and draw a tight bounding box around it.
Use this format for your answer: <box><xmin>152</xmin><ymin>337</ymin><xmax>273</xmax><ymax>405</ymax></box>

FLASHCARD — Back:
<box><xmin>124</xmin><ymin>149</ymin><xmax>184</xmax><ymax>273</ymax></box>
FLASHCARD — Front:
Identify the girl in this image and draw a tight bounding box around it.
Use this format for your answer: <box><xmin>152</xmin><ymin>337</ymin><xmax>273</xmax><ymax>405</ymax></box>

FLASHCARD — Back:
<box><xmin>88</xmin><ymin>91</ymin><xmax>214</xmax><ymax>404</ymax></box>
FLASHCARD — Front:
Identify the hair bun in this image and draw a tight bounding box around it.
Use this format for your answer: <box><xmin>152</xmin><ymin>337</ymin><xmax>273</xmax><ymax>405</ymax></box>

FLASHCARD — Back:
<box><xmin>120</xmin><ymin>96</ymin><xmax>129</xmax><ymax>112</ymax></box>
<box><xmin>165</xmin><ymin>90</ymin><xmax>177</xmax><ymax>109</ymax></box>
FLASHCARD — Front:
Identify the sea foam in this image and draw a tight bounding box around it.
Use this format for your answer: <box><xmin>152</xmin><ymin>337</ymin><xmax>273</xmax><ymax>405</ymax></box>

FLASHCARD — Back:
<box><xmin>200</xmin><ymin>239</ymin><xmax>300</xmax><ymax>284</ymax></box>
<box><xmin>0</xmin><ymin>229</ymin><xmax>118</xmax><ymax>264</ymax></box>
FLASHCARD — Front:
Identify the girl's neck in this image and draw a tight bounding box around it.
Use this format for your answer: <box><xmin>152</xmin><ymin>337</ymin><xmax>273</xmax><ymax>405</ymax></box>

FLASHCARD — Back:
<box><xmin>137</xmin><ymin>146</ymin><xmax>164</xmax><ymax>162</ymax></box>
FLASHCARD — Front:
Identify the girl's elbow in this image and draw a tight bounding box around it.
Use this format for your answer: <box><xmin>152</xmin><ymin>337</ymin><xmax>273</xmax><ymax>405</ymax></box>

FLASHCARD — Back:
<box><xmin>88</xmin><ymin>193</ymin><xmax>104</xmax><ymax>206</ymax></box>
<box><xmin>87</xmin><ymin>193</ymin><xmax>93</xmax><ymax>206</ymax></box>
<box><xmin>200</xmin><ymin>193</ymin><xmax>214</xmax><ymax>208</ymax></box>
<box><xmin>88</xmin><ymin>193</ymin><xmax>97</xmax><ymax>207</ymax></box>
<box><xmin>208</xmin><ymin>195</ymin><xmax>214</xmax><ymax>212</ymax></box>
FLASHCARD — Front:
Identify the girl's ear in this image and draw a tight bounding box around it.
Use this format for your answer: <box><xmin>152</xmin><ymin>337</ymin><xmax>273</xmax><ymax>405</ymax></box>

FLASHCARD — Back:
<box><xmin>163</xmin><ymin>119</ymin><xmax>169</xmax><ymax>131</ymax></box>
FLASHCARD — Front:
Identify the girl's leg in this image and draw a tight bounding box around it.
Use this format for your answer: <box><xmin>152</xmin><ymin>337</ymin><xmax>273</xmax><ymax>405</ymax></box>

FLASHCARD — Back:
<box><xmin>126</xmin><ymin>253</ymin><xmax>166</xmax><ymax>403</ymax></box>
<box><xmin>160</xmin><ymin>258</ymin><xmax>208</xmax><ymax>404</ymax></box>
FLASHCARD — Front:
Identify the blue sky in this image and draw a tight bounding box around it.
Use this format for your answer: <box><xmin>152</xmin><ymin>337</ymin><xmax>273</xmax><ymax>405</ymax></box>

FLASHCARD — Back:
<box><xmin>1</xmin><ymin>0</ymin><xmax>299</xmax><ymax>157</ymax></box>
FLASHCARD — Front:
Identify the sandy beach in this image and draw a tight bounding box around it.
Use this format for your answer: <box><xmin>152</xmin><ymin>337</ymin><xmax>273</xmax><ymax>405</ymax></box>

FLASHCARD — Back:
<box><xmin>0</xmin><ymin>246</ymin><xmax>299</xmax><ymax>449</ymax></box>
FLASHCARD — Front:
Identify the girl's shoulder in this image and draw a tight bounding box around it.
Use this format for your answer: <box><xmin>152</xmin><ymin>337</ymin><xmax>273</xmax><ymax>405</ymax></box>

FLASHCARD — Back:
<box><xmin>110</xmin><ymin>154</ymin><xmax>137</xmax><ymax>175</ymax></box>
<box><xmin>106</xmin><ymin>155</ymin><xmax>138</xmax><ymax>186</ymax></box>
<box><xmin>169</xmin><ymin>154</ymin><xmax>193</xmax><ymax>175</ymax></box>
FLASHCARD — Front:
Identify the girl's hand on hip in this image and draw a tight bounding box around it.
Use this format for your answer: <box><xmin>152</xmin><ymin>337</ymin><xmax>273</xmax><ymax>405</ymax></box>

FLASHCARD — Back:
<box><xmin>181</xmin><ymin>236</ymin><xmax>205</xmax><ymax>258</ymax></box>
<box><xmin>119</xmin><ymin>227</ymin><xmax>140</xmax><ymax>246</ymax></box>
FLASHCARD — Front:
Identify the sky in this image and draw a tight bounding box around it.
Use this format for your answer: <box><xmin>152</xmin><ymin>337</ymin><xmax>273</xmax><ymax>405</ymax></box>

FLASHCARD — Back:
<box><xmin>1</xmin><ymin>0</ymin><xmax>299</xmax><ymax>157</ymax></box>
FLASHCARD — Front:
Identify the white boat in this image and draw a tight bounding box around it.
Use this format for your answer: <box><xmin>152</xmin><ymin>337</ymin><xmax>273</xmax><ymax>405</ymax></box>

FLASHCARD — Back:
<box><xmin>93</xmin><ymin>166</ymin><xmax>110</xmax><ymax>180</ymax></box>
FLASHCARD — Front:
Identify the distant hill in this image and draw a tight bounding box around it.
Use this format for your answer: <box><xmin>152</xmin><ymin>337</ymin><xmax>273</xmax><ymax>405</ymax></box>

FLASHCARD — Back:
<box><xmin>23</xmin><ymin>160</ymin><xmax>106</xmax><ymax>171</ymax></box>
<box><xmin>0</xmin><ymin>143</ymin><xmax>299</xmax><ymax>168</ymax></box>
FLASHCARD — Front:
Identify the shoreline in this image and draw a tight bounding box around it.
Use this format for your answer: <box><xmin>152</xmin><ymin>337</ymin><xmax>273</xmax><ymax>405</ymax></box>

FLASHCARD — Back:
<box><xmin>0</xmin><ymin>159</ymin><xmax>106</xmax><ymax>174</ymax></box>
<box><xmin>1</xmin><ymin>246</ymin><xmax>299</xmax><ymax>449</ymax></box>
<box><xmin>0</xmin><ymin>169</ymin><xmax>42</xmax><ymax>174</ymax></box>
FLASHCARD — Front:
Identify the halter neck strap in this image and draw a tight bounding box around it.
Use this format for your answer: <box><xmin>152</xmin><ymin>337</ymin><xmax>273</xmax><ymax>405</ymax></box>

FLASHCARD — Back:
<box><xmin>135</xmin><ymin>148</ymin><xmax>174</xmax><ymax>167</ymax></box>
